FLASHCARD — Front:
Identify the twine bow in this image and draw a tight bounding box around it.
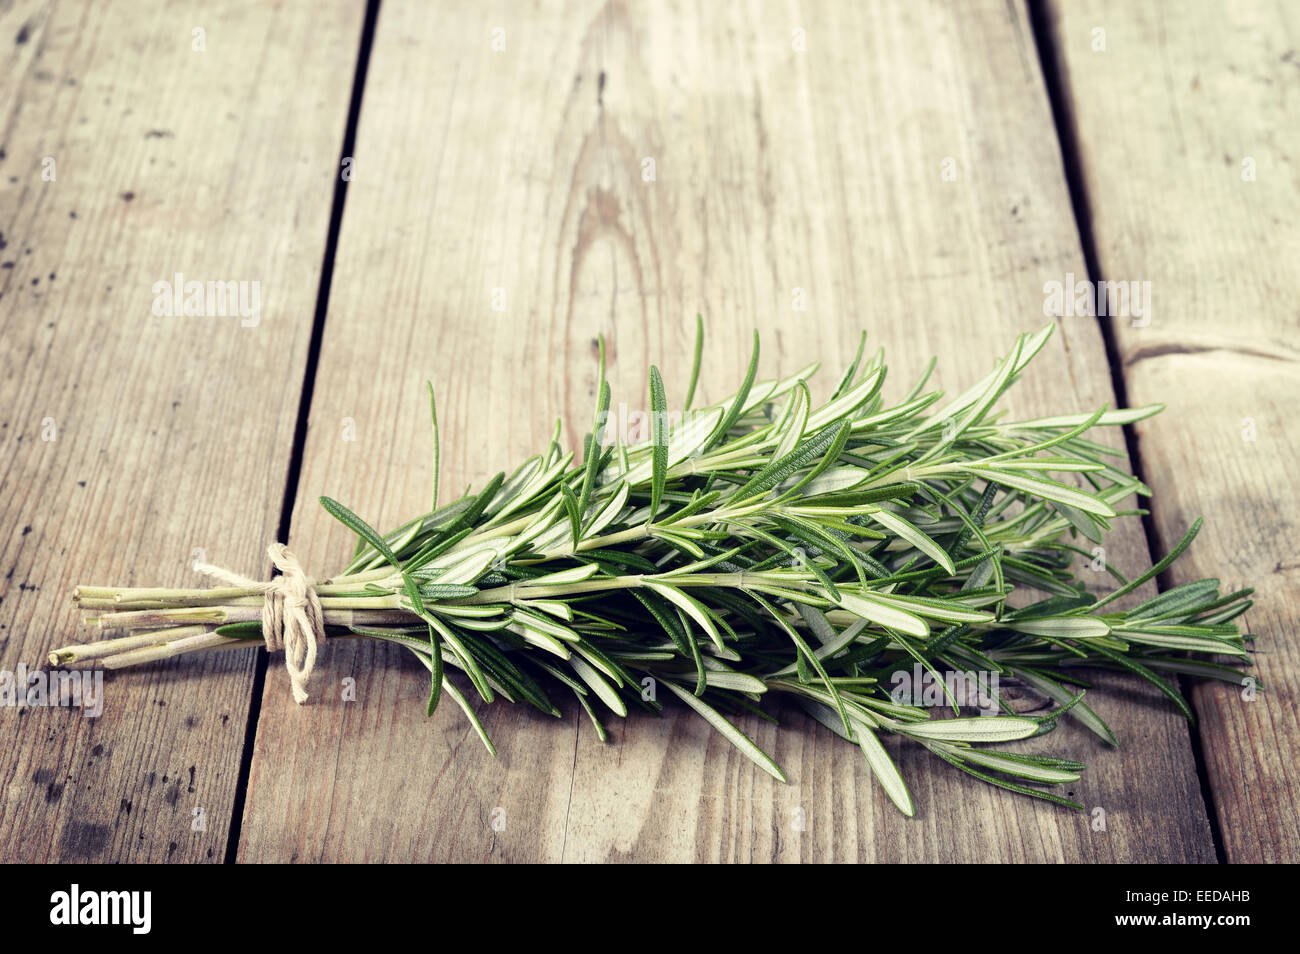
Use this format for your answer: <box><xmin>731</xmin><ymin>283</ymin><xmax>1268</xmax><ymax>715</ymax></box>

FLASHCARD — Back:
<box><xmin>197</xmin><ymin>543</ymin><xmax>324</xmax><ymax>704</ymax></box>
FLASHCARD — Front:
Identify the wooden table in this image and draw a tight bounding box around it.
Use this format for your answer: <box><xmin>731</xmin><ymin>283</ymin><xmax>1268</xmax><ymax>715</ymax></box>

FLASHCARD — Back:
<box><xmin>1</xmin><ymin>0</ymin><xmax>1294</xmax><ymax>863</ymax></box>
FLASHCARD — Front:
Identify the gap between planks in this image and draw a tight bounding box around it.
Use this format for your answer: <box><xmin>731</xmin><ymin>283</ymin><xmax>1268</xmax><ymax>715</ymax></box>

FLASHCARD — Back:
<box><xmin>221</xmin><ymin>0</ymin><xmax>386</xmax><ymax>863</ymax></box>
<box><xmin>1025</xmin><ymin>0</ymin><xmax>1227</xmax><ymax>863</ymax></box>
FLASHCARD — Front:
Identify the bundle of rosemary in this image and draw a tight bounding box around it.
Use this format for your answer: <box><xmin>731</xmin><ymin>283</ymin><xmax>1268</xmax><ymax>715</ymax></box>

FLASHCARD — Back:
<box><xmin>53</xmin><ymin>323</ymin><xmax>1254</xmax><ymax>815</ymax></box>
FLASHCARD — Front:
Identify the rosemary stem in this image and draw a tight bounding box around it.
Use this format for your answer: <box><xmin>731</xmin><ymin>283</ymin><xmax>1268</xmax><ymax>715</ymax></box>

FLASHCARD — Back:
<box><xmin>463</xmin><ymin>569</ymin><xmax>815</xmax><ymax>604</ymax></box>
<box><xmin>100</xmin><ymin>631</ymin><xmax>233</xmax><ymax>669</ymax></box>
<box><xmin>47</xmin><ymin>625</ymin><xmax>211</xmax><ymax>666</ymax></box>
<box><xmin>536</xmin><ymin>501</ymin><xmax>767</xmax><ymax>559</ymax></box>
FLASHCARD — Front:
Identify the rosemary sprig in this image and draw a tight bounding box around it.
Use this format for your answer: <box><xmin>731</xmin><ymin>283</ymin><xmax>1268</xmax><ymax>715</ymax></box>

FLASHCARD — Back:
<box><xmin>55</xmin><ymin>323</ymin><xmax>1255</xmax><ymax>816</ymax></box>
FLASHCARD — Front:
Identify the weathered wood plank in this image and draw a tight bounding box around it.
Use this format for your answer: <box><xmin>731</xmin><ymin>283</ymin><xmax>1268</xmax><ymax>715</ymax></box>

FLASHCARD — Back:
<box><xmin>239</xmin><ymin>0</ymin><xmax>1214</xmax><ymax>862</ymax></box>
<box><xmin>1045</xmin><ymin>0</ymin><xmax>1300</xmax><ymax>862</ymax></box>
<box><xmin>0</xmin><ymin>0</ymin><xmax>362</xmax><ymax>861</ymax></box>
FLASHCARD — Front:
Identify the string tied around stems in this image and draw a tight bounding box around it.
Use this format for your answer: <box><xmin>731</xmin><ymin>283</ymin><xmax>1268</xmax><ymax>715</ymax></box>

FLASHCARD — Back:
<box><xmin>196</xmin><ymin>543</ymin><xmax>323</xmax><ymax>704</ymax></box>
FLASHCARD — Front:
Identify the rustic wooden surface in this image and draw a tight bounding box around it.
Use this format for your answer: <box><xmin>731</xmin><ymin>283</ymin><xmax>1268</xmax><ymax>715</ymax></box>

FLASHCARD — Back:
<box><xmin>1045</xmin><ymin>0</ymin><xmax>1300</xmax><ymax>863</ymax></box>
<box><xmin>0</xmin><ymin>0</ymin><xmax>361</xmax><ymax>861</ymax></box>
<box><xmin>1</xmin><ymin>0</ymin><xmax>1292</xmax><ymax>863</ymax></box>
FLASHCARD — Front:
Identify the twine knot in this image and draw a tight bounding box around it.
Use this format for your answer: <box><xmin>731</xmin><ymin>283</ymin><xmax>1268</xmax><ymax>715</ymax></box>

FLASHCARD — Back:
<box><xmin>197</xmin><ymin>543</ymin><xmax>324</xmax><ymax>704</ymax></box>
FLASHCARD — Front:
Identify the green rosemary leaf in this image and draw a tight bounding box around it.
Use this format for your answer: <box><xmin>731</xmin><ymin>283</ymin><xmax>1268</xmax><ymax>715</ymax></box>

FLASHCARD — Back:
<box><xmin>1097</xmin><ymin>522</ymin><xmax>1206</xmax><ymax>613</ymax></box>
<box><xmin>870</xmin><ymin>592</ymin><xmax>993</xmax><ymax>626</ymax></box>
<box><xmin>1010</xmin><ymin>666</ymin><xmax>1117</xmax><ymax>746</ymax></box>
<box><xmin>402</xmin><ymin>570</ymin><xmax>428</xmax><ymax>620</ymax></box>
<box><xmin>530</xmin><ymin>564</ymin><xmax>600</xmax><ymax>586</ymax></box>
<box><xmin>1050</xmin><ymin>500</ymin><xmax>1106</xmax><ymax>543</ymax></box>
<box><xmin>984</xmin><ymin>405</ymin><xmax>1107</xmax><ymax>461</ymax></box>
<box><xmin>405</xmin><ymin>526</ymin><xmax>476</xmax><ymax>574</ymax></box>
<box><xmin>570</xmin><ymin>655</ymin><xmax>627</xmax><ymax>716</ymax></box>
<box><xmin>584</xmin><ymin>548</ymin><xmax>660</xmax><ymax>574</ymax></box>
<box><xmin>321</xmin><ymin>496</ymin><xmax>401</xmax><ymax>568</ymax></box>
<box><xmin>663</xmin><ymin>680</ymin><xmax>786</xmax><ymax>783</ymax></box>
<box><xmin>772</xmin><ymin>382</ymin><xmax>810</xmax><ymax>460</ymax></box>
<box><xmin>831</xmin><ymin>331</ymin><xmax>869</xmax><ymax>401</ymax></box>
<box><xmin>865</xmin><ymin>508</ymin><xmax>956</xmax><ymax>574</ymax></box>
<box><xmin>836</xmin><ymin>591</ymin><xmax>929</xmax><ymax>637</ymax></box>
<box><xmin>963</xmin><ymin>466</ymin><xmax>1117</xmax><ymax>518</ymax></box>
<box><xmin>1110</xmin><ymin>628</ymin><xmax>1250</xmax><ymax>659</ymax></box>
<box><xmin>683</xmin><ymin>314</ymin><xmax>704</xmax><ymax>411</ymax></box>
<box><xmin>577</xmin><ymin>338</ymin><xmax>611</xmax><ymax>525</ymax></box>
<box><xmin>439</xmin><ymin>675</ymin><xmax>497</xmax><ymax>756</ymax></box>
<box><xmin>427</xmin><ymin>614</ymin><xmax>494</xmax><ymax>703</ymax></box>
<box><xmin>1134</xmin><ymin>657</ymin><xmax>1257</xmax><ymax>686</ymax></box>
<box><xmin>1006</xmin><ymin>616</ymin><xmax>1111</xmax><ymax>638</ymax></box>
<box><xmin>453</xmin><ymin>471</ymin><xmax>506</xmax><ymax>533</ymax></box>
<box><xmin>585</xmin><ymin>481</ymin><xmax>630</xmax><ymax>538</ymax></box>
<box><xmin>573</xmin><ymin>639</ymin><xmax>635</xmax><ymax>687</ymax></box>
<box><xmin>531</xmin><ymin>659</ymin><xmax>587</xmax><ymax>694</ymax></box>
<box><xmin>797</xmin><ymin>697</ymin><xmax>854</xmax><ymax>742</ymax></box>
<box><xmin>774</xmin><ymin>421</ymin><xmax>853</xmax><ymax>502</ymax></box>
<box><xmin>427</xmin><ymin>381</ymin><xmax>440</xmax><ymax>512</ymax></box>
<box><xmin>418</xmin><ymin>583</ymin><xmax>479</xmax><ymax>600</ymax></box>
<box><xmin>516</xmin><ymin>599</ymin><xmax>573</xmax><ymax>621</ymax></box>
<box><xmin>733</xmin><ymin>421</ymin><xmax>848</xmax><ymax>503</ymax></box>
<box><xmin>806</xmin><ymin>369</ymin><xmax>882</xmax><ymax>432</ymax></box>
<box><xmin>1011</xmin><ymin>405</ymin><xmax>1163</xmax><ymax>430</ymax></box>
<box><xmin>436</xmin><ymin>547</ymin><xmax>500</xmax><ymax>586</ymax></box>
<box><xmin>801</xmin><ymin>483</ymin><xmax>919</xmax><ymax>508</ymax></box>
<box><xmin>956</xmin><ymin>748</ymin><xmax>1087</xmax><ymax>787</ymax></box>
<box><xmin>621</xmin><ymin>407</ymin><xmax>723</xmax><ymax>487</ymax></box>
<box><xmin>574</xmin><ymin>687</ymin><xmax>609</xmax><ymax>742</ymax></box>
<box><xmin>461</xmin><ymin>634</ymin><xmax>553</xmax><ymax>713</ymax></box>
<box><xmin>899</xmin><ymin>716</ymin><xmax>1039</xmax><ymax>743</ymax></box>
<box><xmin>926</xmin><ymin>744</ymin><xmax>1085</xmax><ymax>810</ymax></box>
<box><xmin>679</xmin><ymin>608</ymin><xmax>708</xmax><ymax>696</ymax></box>
<box><xmin>1086</xmin><ymin>641</ymin><xmax>1195</xmax><ymax>721</ymax></box>
<box><xmin>644</xmin><ymin>581</ymin><xmax>725</xmax><ymax>650</ymax></box>
<box><xmin>995</xmin><ymin>457</ymin><xmax>1105</xmax><ymax>473</ymax></box>
<box><xmin>214</xmin><ymin>621</ymin><xmax>264</xmax><ymax>640</ymax></box>
<box><xmin>853</xmin><ymin>718</ymin><xmax>916</xmax><ymax>817</ymax></box>
<box><xmin>702</xmin><ymin>670</ymin><xmax>768</xmax><ymax>693</ymax></box>
<box><xmin>648</xmin><ymin>365</ymin><xmax>669</xmax><ymax>520</ymax></box>
<box><xmin>629</xmin><ymin>589</ymin><xmax>688</xmax><ymax>650</ymax></box>
<box><xmin>425</xmin><ymin>624</ymin><xmax>444</xmax><ymax>716</ymax></box>
<box><xmin>749</xmin><ymin>590</ymin><xmax>851</xmax><ymax>734</ymax></box>
<box><xmin>560</xmin><ymin>481</ymin><xmax>582</xmax><ymax>550</ymax></box>
<box><xmin>920</xmin><ymin>335</ymin><xmax>1022</xmax><ymax>460</ymax></box>
<box><xmin>656</xmin><ymin>545</ymin><xmax>747</xmax><ymax>578</ymax></box>
<box><xmin>899</xmin><ymin>355</ymin><xmax>936</xmax><ymax>403</ymax></box>
<box><xmin>703</xmin><ymin>330</ymin><xmax>760</xmax><ymax>451</ymax></box>
<box><xmin>484</xmin><ymin>456</ymin><xmax>541</xmax><ymax>519</ymax></box>
<box><xmin>512</xmin><ymin>607</ymin><xmax>580</xmax><ymax>643</ymax></box>
<box><xmin>910</xmin><ymin>331</ymin><xmax>1028</xmax><ymax>442</ymax></box>
<box><xmin>772</xmin><ymin>615</ymin><xmax>868</xmax><ymax>678</ymax></box>
<box><xmin>1126</xmin><ymin>576</ymin><xmax>1221</xmax><ymax>620</ymax></box>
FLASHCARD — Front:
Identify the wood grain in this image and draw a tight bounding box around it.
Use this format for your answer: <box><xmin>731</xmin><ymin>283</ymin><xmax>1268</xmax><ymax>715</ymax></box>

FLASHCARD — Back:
<box><xmin>0</xmin><ymin>0</ymin><xmax>361</xmax><ymax>861</ymax></box>
<box><xmin>238</xmin><ymin>0</ymin><xmax>1217</xmax><ymax>862</ymax></box>
<box><xmin>1045</xmin><ymin>0</ymin><xmax>1300</xmax><ymax>862</ymax></box>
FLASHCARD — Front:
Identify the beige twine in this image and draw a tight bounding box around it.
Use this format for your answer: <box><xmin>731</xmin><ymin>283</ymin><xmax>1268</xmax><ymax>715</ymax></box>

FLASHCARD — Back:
<box><xmin>197</xmin><ymin>543</ymin><xmax>323</xmax><ymax>704</ymax></box>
